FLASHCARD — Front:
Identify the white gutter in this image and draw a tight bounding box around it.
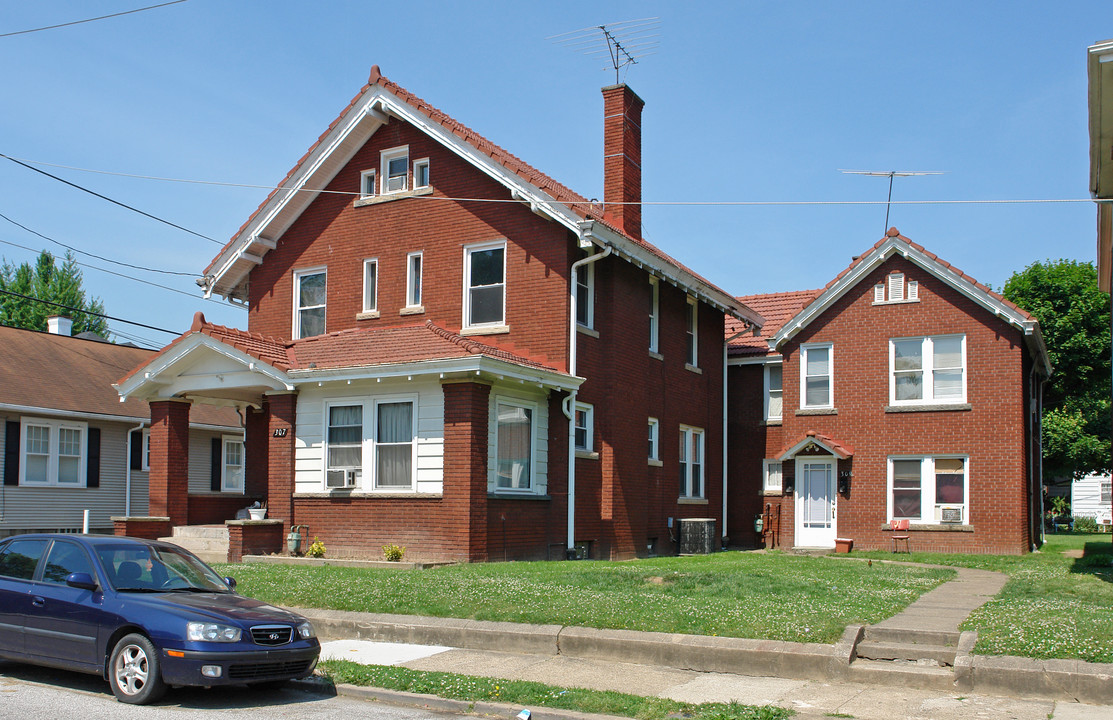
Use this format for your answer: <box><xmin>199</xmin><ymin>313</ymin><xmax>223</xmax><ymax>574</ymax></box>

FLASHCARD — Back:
<box><xmin>564</xmin><ymin>245</ymin><xmax>613</xmax><ymax>554</ymax></box>
<box><xmin>126</xmin><ymin>421</ymin><xmax>145</xmax><ymax>516</ymax></box>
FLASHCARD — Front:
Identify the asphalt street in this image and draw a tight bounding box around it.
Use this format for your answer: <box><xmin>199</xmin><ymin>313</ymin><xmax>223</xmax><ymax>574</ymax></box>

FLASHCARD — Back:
<box><xmin>0</xmin><ymin>662</ymin><xmax>451</xmax><ymax>720</ymax></box>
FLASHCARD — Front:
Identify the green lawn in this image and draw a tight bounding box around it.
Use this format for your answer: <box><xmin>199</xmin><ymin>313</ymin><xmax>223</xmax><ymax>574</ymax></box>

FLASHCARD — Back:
<box><xmin>856</xmin><ymin>533</ymin><xmax>1113</xmax><ymax>663</ymax></box>
<box><xmin>216</xmin><ymin>550</ymin><xmax>951</xmax><ymax>644</ymax></box>
<box><xmin>318</xmin><ymin>660</ymin><xmax>790</xmax><ymax>720</ymax></box>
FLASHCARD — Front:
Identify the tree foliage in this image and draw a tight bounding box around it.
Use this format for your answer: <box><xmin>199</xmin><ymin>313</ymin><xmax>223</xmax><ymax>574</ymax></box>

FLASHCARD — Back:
<box><xmin>0</xmin><ymin>250</ymin><xmax>109</xmax><ymax>337</ymax></box>
<box><xmin>1002</xmin><ymin>259</ymin><xmax>1111</xmax><ymax>479</ymax></box>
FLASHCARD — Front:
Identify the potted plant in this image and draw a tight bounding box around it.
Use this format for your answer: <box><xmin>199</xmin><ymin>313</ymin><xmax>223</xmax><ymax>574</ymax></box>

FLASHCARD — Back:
<box><xmin>248</xmin><ymin>501</ymin><xmax>267</xmax><ymax>520</ymax></box>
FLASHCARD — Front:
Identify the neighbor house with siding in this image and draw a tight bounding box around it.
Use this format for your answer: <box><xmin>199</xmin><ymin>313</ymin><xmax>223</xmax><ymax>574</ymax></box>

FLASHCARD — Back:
<box><xmin>115</xmin><ymin>66</ymin><xmax>762</xmax><ymax>562</ymax></box>
<box><xmin>0</xmin><ymin>320</ymin><xmax>242</xmax><ymax>536</ymax></box>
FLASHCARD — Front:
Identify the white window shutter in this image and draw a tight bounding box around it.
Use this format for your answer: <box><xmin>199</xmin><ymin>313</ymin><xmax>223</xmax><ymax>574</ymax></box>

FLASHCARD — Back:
<box><xmin>874</xmin><ymin>284</ymin><xmax>885</xmax><ymax>303</ymax></box>
<box><xmin>907</xmin><ymin>280</ymin><xmax>919</xmax><ymax>301</ymax></box>
<box><xmin>888</xmin><ymin>273</ymin><xmax>905</xmax><ymax>302</ymax></box>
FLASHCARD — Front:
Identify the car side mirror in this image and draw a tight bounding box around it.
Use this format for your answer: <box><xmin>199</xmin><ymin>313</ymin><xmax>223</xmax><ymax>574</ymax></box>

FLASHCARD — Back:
<box><xmin>66</xmin><ymin>572</ymin><xmax>98</xmax><ymax>591</ymax></box>
<box><xmin>224</xmin><ymin>576</ymin><xmax>237</xmax><ymax>590</ymax></box>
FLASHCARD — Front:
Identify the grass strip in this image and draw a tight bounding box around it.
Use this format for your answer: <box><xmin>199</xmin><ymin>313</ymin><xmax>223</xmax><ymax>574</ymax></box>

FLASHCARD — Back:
<box><xmin>319</xmin><ymin>659</ymin><xmax>791</xmax><ymax>720</ymax></box>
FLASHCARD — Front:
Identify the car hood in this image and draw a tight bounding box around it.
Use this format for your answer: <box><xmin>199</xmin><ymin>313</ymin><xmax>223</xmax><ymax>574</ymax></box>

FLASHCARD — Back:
<box><xmin>125</xmin><ymin>591</ymin><xmax>307</xmax><ymax>625</ymax></box>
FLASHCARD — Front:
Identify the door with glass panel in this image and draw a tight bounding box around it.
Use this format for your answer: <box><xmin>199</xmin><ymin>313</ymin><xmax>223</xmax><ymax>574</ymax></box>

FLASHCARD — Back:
<box><xmin>795</xmin><ymin>458</ymin><xmax>836</xmax><ymax>547</ymax></box>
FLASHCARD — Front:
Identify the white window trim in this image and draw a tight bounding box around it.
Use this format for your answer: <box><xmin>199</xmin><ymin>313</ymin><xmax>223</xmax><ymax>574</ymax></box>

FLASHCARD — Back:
<box><xmin>323</xmin><ymin>398</ymin><xmax>365</xmax><ymax>490</ymax></box>
<box><xmin>648</xmin><ymin>277</ymin><xmax>660</xmax><ymax>353</ymax></box>
<box><xmin>413</xmin><ymin>157</ymin><xmax>430</xmax><ymax>188</ymax></box>
<box><xmin>463</xmin><ymin>241</ymin><xmax>506</xmax><ymax>329</ymax></box>
<box><xmin>19</xmin><ymin>417</ymin><xmax>87</xmax><ymax>487</ymax></box>
<box><xmin>888</xmin><ymin>334</ymin><xmax>967</xmax><ymax>406</ymax></box>
<box><xmin>886</xmin><ymin>455</ymin><xmax>970</xmax><ymax>525</ymax></box>
<box><xmin>577</xmin><ymin>261</ymin><xmax>595</xmax><ymax>329</ymax></box>
<box><xmin>359</xmin><ymin>169</ymin><xmax>377</xmax><ymax>198</ymax></box>
<box><xmin>406</xmin><ymin>251</ymin><xmax>423</xmax><ymax>309</ymax></box>
<box><xmin>763</xmin><ymin>361</ymin><xmax>783</xmax><ymax>421</ymax></box>
<box><xmin>362</xmin><ymin>258</ymin><xmax>379</xmax><ymax>313</ymax></box>
<box><xmin>686</xmin><ymin>296</ymin><xmax>698</xmax><ymax>367</ymax></box>
<box><xmin>800</xmin><ymin>343</ymin><xmax>834</xmax><ymax>409</ymax></box>
<box><xmin>380</xmin><ymin>145</ymin><xmax>409</xmax><ymax>194</ymax></box>
<box><xmin>763</xmin><ymin>459</ymin><xmax>783</xmax><ymax>493</ymax></box>
<box><xmin>679</xmin><ymin>425</ymin><xmax>705</xmax><ymax>499</ymax></box>
<box><xmin>493</xmin><ymin>396</ymin><xmax>539</xmax><ymax>495</ymax></box>
<box><xmin>221</xmin><ymin>435</ymin><xmax>245</xmax><ymax>494</ymax></box>
<box><xmin>648</xmin><ymin>417</ymin><xmax>660</xmax><ymax>461</ymax></box>
<box><xmin>142</xmin><ymin>429</ymin><xmax>150</xmax><ymax>472</ymax></box>
<box><xmin>292</xmin><ymin>267</ymin><xmax>327</xmax><ymax>339</ymax></box>
<box><xmin>322</xmin><ymin>395</ymin><xmax>419</xmax><ymax>492</ymax></box>
<box><xmin>574</xmin><ymin>402</ymin><xmax>594</xmax><ymax>452</ymax></box>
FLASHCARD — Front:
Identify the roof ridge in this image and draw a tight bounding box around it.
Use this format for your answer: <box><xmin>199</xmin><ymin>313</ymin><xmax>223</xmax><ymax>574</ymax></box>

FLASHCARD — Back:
<box><xmin>423</xmin><ymin>320</ymin><xmax>543</xmax><ymax>368</ymax></box>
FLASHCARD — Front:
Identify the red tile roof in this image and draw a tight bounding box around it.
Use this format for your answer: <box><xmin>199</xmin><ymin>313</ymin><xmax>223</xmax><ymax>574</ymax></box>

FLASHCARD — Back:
<box><xmin>206</xmin><ymin>66</ymin><xmax>738</xmax><ymax>311</ymax></box>
<box><xmin>1</xmin><ymin>325</ymin><xmax>237</xmax><ymax>427</ymax></box>
<box><xmin>727</xmin><ymin>290</ymin><xmax>820</xmax><ymax>356</ymax></box>
<box><xmin>778</xmin><ymin>431</ymin><xmax>854</xmax><ymax>461</ymax></box>
<box><xmin>120</xmin><ymin>313</ymin><xmax>558</xmax><ymax>387</ymax></box>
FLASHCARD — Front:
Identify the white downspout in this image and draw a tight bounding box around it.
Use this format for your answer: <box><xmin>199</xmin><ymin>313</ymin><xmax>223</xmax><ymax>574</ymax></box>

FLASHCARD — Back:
<box><xmin>565</xmin><ymin>245</ymin><xmax>613</xmax><ymax>555</ymax></box>
<box><xmin>126</xmin><ymin>421</ymin><xmax>146</xmax><ymax>516</ymax></box>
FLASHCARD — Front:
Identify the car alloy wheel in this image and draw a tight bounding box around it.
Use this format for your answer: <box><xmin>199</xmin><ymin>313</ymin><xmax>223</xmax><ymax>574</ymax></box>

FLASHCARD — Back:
<box><xmin>109</xmin><ymin>633</ymin><xmax>166</xmax><ymax>704</ymax></box>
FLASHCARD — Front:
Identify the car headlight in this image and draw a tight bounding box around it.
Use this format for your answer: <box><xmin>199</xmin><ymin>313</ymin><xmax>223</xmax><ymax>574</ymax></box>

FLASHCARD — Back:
<box><xmin>187</xmin><ymin>622</ymin><xmax>242</xmax><ymax>642</ymax></box>
<box><xmin>297</xmin><ymin>621</ymin><xmax>316</xmax><ymax>640</ymax></box>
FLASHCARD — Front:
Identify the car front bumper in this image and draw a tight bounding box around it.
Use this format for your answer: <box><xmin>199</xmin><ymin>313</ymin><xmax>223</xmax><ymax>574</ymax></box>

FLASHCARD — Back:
<box><xmin>160</xmin><ymin>642</ymin><xmax>320</xmax><ymax>686</ymax></box>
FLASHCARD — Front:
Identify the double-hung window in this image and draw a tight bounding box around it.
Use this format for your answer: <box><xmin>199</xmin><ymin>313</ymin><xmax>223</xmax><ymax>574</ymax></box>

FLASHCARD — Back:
<box><xmin>648</xmin><ymin>277</ymin><xmax>659</xmax><ymax>353</ymax></box>
<box><xmin>324</xmin><ymin>399</ymin><xmax>417</xmax><ymax>491</ymax></box>
<box><xmin>890</xmin><ymin>335</ymin><xmax>966</xmax><ymax>405</ymax></box>
<box><xmin>648</xmin><ymin>418</ymin><xmax>659</xmax><ymax>461</ymax></box>
<box><xmin>574</xmin><ymin>403</ymin><xmax>593</xmax><ymax>452</ymax></box>
<box><xmin>406</xmin><ymin>252</ymin><xmax>423</xmax><ymax>308</ymax></box>
<box><xmin>326</xmin><ymin>404</ymin><xmax>363</xmax><ymax>488</ymax></box>
<box><xmin>685</xmin><ymin>297</ymin><xmax>698</xmax><ymax>366</ymax></box>
<box><xmin>363</xmin><ymin>259</ymin><xmax>378</xmax><ymax>313</ymax></box>
<box><xmin>375</xmin><ymin>400</ymin><xmax>414</xmax><ymax>489</ymax></box>
<box><xmin>800</xmin><ymin>344</ymin><xmax>833</xmax><ymax>409</ymax></box>
<box><xmin>20</xmin><ymin>417</ymin><xmax>86</xmax><ymax>487</ymax></box>
<box><xmin>763</xmin><ymin>460</ymin><xmax>783</xmax><ymax>493</ymax></box>
<box><xmin>679</xmin><ymin>426</ymin><xmax>704</xmax><ymax>498</ymax></box>
<box><xmin>889</xmin><ymin>456</ymin><xmax>968</xmax><ymax>524</ymax></box>
<box><xmin>464</xmin><ymin>242</ymin><xmax>505</xmax><ymax>327</ymax></box>
<box><xmin>381</xmin><ymin>146</ymin><xmax>409</xmax><ymax>194</ymax></box>
<box><xmin>764</xmin><ymin>363</ymin><xmax>783</xmax><ymax>421</ymax></box>
<box><xmin>413</xmin><ymin>158</ymin><xmax>430</xmax><ymax>188</ymax></box>
<box><xmin>222</xmin><ymin>436</ymin><xmax>244</xmax><ymax>493</ymax></box>
<box><xmin>576</xmin><ymin>261</ymin><xmax>595</xmax><ymax>328</ymax></box>
<box><xmin>359</xmin><ymin>169</ymin><xmax>377</xmax><ymax>198</ymax></box>
<box><xmin>495</xmin><ymin>401</ymin><xmax>534</xmax><ymax>491</ymax></box>
<box><xmin>294</xmin><ymin>269</ymin><xmax>326</xmax><ymax>338</ymax></box>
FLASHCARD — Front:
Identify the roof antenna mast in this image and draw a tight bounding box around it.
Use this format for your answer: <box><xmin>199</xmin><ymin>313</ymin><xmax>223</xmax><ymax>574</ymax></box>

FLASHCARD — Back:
<box><xmin>840</xmin><ymin>170</ymin><xmax>945</xmax><ymax>235</ymax></box>
<box><xmin>548</xmin><ymin>18</ymin><xmax>661</xmax><ymax>84</ymax></box>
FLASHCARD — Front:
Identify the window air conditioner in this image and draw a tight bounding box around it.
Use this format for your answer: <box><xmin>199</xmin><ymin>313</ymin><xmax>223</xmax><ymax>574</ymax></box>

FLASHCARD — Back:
<box><xmin>326</xmin><ymin>469</ymin><xmax>357</xmax><ymax>488</ymax></box>
<box><xmin>940</xmin><ymin>507</ymin><xmax>962</xmax><ymax>523</ymax></box>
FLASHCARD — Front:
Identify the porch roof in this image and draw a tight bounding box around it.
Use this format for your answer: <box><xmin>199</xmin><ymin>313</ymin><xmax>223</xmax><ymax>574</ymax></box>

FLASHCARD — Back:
<box><xmin>776</xmin><ymin>431</ymin><xmax>854</xmax><ymax>461</ymax></box>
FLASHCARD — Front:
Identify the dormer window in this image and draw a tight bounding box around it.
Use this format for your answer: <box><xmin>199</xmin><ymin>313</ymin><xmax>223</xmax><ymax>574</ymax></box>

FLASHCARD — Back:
<box><xmin>382</xmin><ymin>146</ymin><xmax>409</xmax><ymax>194</ymax></box>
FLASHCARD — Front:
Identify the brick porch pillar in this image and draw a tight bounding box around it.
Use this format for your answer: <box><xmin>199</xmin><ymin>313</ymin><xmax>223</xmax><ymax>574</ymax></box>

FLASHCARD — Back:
<box><xmin>149</xmin><ymin>399</ymin><xmax>190</xmax><ymax>527</ymax></box>
<box><xmin>442</xmin><ymin>381</ymin><xmax>491</xmax><ymax>562</ymax></box>
<box><xmin>264</xmin><ymin>392</ymin><xmax>297</xmax><ymax>536</ymax></box>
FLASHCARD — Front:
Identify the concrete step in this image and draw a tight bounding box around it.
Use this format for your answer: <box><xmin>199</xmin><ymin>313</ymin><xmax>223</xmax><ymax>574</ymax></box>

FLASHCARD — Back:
<box><xmin>846</xmin><ymin>658</ymin><xmax>956</xmax><ymax>691</ymax></box>
<box><xmin>158</xmin><ymin>537</ymin><xmax>229</xmax><ymax>553</ymax></box>
<box><xmin>188</xmin><ymin>550</ymin><xmax>230</xmax><ymax>565</ymax></box>
<box><xmin>864</xmin><ymin>626</ymin><xmax>960</xmax><ymax>647</ymax></box>
<box><xmin>855</xmin><ymin>640</ymin><xmax>957</xmax><ymax>666</ymax></box>
<box><xmin>170</xmin><ymin>525</ymin><xmax>229</xmax><ymax>540</ymax></box>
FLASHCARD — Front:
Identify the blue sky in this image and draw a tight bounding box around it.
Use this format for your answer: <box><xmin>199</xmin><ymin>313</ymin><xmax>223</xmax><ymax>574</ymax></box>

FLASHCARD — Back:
<box><xmin>1</xmin><ymin>1</ymin><xmax>1110</xmax><ymax>348</ymax></box>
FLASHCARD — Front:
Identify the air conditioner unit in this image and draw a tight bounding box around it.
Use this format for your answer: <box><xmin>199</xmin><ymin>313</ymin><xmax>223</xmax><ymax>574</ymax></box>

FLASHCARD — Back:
<box><xmin>940</xmin><ymin>507</ymin><xmax>962</xmax><ymax>523</ymax></box>
<box><xmin>326</xmin><ymin>469</ymin><xmax>357</xmax><ymax>488</ymax></box>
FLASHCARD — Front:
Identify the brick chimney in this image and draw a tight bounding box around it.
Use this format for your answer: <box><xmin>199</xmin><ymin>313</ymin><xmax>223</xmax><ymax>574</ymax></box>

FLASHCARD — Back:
<box><xmin>602</xmin><ymin>84</ymin><xmax>645</xmax><ymax>240</ymax></box>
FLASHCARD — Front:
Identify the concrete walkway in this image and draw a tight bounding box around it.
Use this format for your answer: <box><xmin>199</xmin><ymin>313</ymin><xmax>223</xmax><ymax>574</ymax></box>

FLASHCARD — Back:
<box><xmin>872</xmin><ymin>566</ymin><xmax>1008</xmax><ymax>634</ymax></box>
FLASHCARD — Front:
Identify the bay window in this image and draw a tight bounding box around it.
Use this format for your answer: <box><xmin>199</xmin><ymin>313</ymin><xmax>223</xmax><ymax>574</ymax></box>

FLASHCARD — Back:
<box><xmin>496</xmin><ymin>401</ymin><xmax>534</xmax><ymax>491</ymax></box>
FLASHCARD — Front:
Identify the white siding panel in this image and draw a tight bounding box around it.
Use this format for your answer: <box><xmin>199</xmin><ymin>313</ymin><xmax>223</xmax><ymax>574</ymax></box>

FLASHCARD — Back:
<box><xmin>187</xmin><ymin>428</ymin><xmax>245</xmax><ymax>495</ymax></box>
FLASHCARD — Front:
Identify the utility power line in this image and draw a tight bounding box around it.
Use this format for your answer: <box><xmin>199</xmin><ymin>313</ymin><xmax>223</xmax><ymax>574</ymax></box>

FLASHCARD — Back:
<box><xmin>0</xmin><ymin>1</ymin><xmax>188</xmax><ymax>39</ymax></box>
<box><xmin>0</xmin><ymin>288</ymin><xmax>179</xmax><ymax>336</ymax></box>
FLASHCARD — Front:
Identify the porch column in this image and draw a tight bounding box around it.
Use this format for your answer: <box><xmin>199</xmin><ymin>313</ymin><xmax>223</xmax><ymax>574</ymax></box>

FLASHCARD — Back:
<box><xmin>442</xmin><ymin>381</ymin><xmax>491</xmax><ymax>562</ymax></box>
<box><xmin>265</xmin><ymin>392</ymin><xmax>297</xmax><ymax>536</ymax></box>
<box><xmin>149</xmin><ymin>399</ymin><xmax>190</xmax><ymax>527</ymax></box>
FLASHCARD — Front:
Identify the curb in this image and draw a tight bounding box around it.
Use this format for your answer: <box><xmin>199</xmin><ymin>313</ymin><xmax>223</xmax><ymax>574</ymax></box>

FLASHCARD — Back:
<box><xmin>298</xmin><ymin>609</ymin><xmax>1113</xmax><ymax>705</ymax></box>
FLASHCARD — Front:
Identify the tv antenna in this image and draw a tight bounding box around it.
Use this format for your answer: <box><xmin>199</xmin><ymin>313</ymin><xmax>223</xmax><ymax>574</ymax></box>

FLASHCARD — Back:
<box><xmin>840</xmin><ymin>169</ymin><xmax>945</xmax><ymax>234</ymax></box>
<box><xmin>548</xmin><ymin>18</ymin><xmax>661</xmax><ymax>84</ymax></box>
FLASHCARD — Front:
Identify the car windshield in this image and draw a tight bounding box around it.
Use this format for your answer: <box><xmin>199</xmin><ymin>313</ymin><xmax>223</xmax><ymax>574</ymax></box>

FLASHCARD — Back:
<box><xmin>95</xmin><ymin>543</ymin><xmax>229</xmax><ymax>593</ymax></box>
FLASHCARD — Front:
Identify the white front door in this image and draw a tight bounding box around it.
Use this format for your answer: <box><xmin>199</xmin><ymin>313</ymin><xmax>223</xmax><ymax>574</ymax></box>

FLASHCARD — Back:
<box><xmin>795</xmin><ymin>457</ymin><xmax>836</xmax><ymax>548</ymax></box>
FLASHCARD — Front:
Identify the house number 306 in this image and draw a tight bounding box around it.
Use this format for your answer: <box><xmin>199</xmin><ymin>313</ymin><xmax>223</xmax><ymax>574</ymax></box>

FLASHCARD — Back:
<box><xmin>273</xmin><ymin>428</ymin><xmax>288</xmax><ymax>438</ymax></box>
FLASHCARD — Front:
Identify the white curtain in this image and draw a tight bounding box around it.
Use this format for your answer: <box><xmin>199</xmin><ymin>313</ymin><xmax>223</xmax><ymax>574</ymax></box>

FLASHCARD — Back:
<box><xmin>377</xmin><ymin>402</ymin><xmax>413</xmax><ymax>487</ymax></box>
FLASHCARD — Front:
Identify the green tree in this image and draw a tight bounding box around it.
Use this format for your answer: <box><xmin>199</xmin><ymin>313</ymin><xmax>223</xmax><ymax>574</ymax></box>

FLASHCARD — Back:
<box><xmin>0</xmin><ymin>250</ymin><xmax>109</xmax><ymax>337</ymax></box>
<box><xmin>1002</xmin><ymin>259</ymin><xmax>1111</xmax><ymax>479</ymax></box>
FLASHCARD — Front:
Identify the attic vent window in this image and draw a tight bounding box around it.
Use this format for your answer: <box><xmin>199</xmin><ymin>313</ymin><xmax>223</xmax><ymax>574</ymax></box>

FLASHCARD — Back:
<box><xmin>381</xmin><ymin>146</ymin><xmax>409</xmax><ymax>194</ymax></box>
<box><xmin>873</xmin><ymin>273</ymin><xmax>920</xmax><ymax>305</ymax></box>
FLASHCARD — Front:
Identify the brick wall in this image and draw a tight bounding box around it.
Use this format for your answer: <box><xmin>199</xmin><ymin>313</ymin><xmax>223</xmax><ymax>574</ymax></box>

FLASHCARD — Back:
<box><xmin>728</xmin><ymin>255</ymin><xmax>1033</xmax><ymax>554</ymax></box>
<box><xmin>112</xmin><ymin>516</ymin><xmax>170</xmax><ymax>540</ymax></box>
<box><xmin>149</xmin><ymin>400</ymin><xmax>190</xmax><ymax>526</ymax></box>
<box><xmin>227</xmin><ymin>520</ymin><xmax>284</xmax><ymax>563</ymax></box>
<box><xmin>187</xmin><ymin>495</ymin><xmax>260</xmax><ymax>525</ymax></box>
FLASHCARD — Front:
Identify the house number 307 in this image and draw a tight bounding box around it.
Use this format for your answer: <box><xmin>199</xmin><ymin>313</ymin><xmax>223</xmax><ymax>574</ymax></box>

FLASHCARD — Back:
<box><xmin>273</xmin><ymin>428</ymin><xmax>288</xmax><ymax>438</ymax></box>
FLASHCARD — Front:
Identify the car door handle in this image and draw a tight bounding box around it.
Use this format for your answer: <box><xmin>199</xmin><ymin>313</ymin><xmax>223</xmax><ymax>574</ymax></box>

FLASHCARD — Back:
<box><xmin>32</xmin><ymin>596</ymin><xmax>45</xmax><ymax>608</ymax></box>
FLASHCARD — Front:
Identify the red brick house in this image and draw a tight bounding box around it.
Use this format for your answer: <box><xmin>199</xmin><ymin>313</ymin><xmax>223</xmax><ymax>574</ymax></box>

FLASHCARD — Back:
<box><xmin>726</xmin><ymin>229</ymin><xmax>1050</xmax><ymax>554</ymax></box>
<box><xmin>115</xmin><ymin>66</ymin><xmax>761</xmax><ymax>562</ymax></box>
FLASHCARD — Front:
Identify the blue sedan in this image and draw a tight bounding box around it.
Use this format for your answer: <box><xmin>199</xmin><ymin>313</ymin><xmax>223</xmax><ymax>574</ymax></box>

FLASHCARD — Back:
<box><xmin>0</xmin><ymin>533</ymin><xmax>320</xmax><ymax>704</ymax></box>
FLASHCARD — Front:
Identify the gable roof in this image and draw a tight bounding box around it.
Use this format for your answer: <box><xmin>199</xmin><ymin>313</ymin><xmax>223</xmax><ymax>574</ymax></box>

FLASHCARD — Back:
<box><xmin>0</xmin><ymin>324</ymin><xmax>237</xmax><ymax>428</ymax></box>
<box><xmin>727</xmin><ymin>289</ymin><xmax>820</xmax><ymax>357</ymax></box>
<box><xmin>777</xmin><ymin>431</ymin><xmax>854</xmax><ymax>461</ymax></box>
<box><xmin>764</xmin><ymin>229</ymin><xmax>1051</xmax><ymax>375</ymax></box>
<box><xmin>201</xmin><ymin>65</ymin><xmax>762</xmax><ymax>327</ymax></box>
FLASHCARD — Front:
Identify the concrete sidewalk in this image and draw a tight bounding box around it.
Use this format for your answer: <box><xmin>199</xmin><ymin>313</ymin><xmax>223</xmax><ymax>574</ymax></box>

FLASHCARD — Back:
<box><xmin>872</xmin><ymin>566</ymin><xmax>1007</xmax><ymax>634</ymax></box>
<box><xmin>316</xmin><ymin>638</ymin><xmax>1112</xmax><ymax>720</ymax></box>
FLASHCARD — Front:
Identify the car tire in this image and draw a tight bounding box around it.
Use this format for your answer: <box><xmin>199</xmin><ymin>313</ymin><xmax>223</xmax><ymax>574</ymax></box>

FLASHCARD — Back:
<box><xmin>109</xmin><ymin>633</ymin><xmax>166</xmax><ymax>704</ymax></box>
